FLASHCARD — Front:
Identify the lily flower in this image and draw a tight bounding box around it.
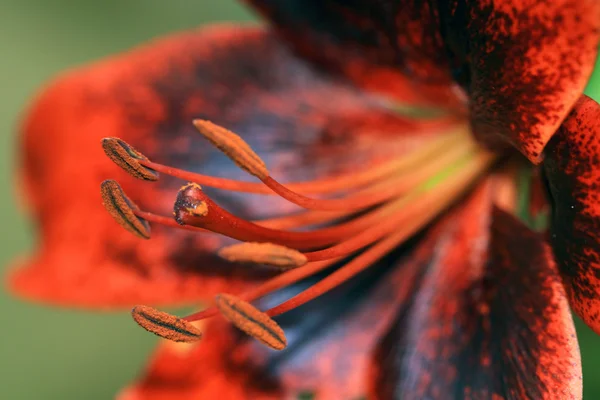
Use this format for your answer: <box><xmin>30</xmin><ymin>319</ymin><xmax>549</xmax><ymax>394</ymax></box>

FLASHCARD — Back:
<box><xmin>7</xmin><ymin>1</ymin><xmax>600</xmax><ymax>399</ymax></box>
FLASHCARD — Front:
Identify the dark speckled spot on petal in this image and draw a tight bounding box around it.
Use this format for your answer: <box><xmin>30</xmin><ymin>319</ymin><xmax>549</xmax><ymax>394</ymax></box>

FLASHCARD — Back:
<box><xmin>544</xmin><ymin>95</ymin><xmax>600</xmax><ymax>336</ymax></box>
<box><xmin>371</xmin><ymin>182</ymin><xmax>581</xmax><ymax>399</ymax></box>
<box><xmin>244</xmin><ymin>0</ymin><xmax>461</xmax><ymax>106</ymax></box>
<box><xmin>442</xmin><ymin>0</ymin><xmax>600</xmax><ymax>162</ymax></box>
<box><xmin>246</xmin><ymin>0</ymin><xmax>600</xmax><ymax>161</ymax></box>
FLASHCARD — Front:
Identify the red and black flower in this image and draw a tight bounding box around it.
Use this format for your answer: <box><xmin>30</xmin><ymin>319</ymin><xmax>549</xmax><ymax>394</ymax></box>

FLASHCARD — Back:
<box><xmin>7</xmin><ymin>1</ymin><xmax>600</xmax><ymax>399</ymax></box>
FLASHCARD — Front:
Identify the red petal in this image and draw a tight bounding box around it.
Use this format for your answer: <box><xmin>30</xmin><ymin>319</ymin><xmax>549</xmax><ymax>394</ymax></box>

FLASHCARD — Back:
<box><xmin>455</xmin><ymin>0</ymin><xmax>600</xmax><ymax>162</ymax></box>
<box><xmin>246</xmin><ymin>1</ymin><xmax>600</xmax><ymax>161</ymax></box>
<box><xmin>371</xmin><ymin>182</ymin><xmax>581</xmax><ymax>399</ymax></box>
<box><xmin>9</xmin><ymin>25</ymin><xmax>442</xmax><ymax>309</ymax></box>
<box><xmin>118</xmin><ymin>322</ymin><xmax>283</xmax><ymax>400</ymax></box>
<box><xmin>121</xmin><ymin>181</ymin><xmax>579</xmax><ymax>399</ymax></box>
<box><xmin>244</xmin><ymin>0</ymin><xmax>462</xmax><ymax>107</ymax></box>
<box><xmin>543</xmin><ymin>95</ymin><xmax>600</xmax><ymax>335</ymax></box>
<box><xmin>117</xmin><ymin>201</ymin><xmax>481</xmax><ymax>399</ymax></box>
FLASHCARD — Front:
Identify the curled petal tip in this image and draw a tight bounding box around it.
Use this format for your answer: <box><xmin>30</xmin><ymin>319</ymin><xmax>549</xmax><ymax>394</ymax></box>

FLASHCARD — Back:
<box><xmin>131</xmin><ymin>305</ymin><xmax>202</xmax><ymax>343</ymax></box>
<box><xmin>218</xmin><ymin>242</ymin><xmax>307</xmax><ymax>269</ymax></box>
<box><xmin>192</xmin><ymin>119</ymin><xmax>268</xmax><ymax>179</ymax></box>
<box><xmin>101</xmin><ymin>137</ymin><xmax>159</xmax><ymax>181</ymax></box>
<box><xmin>100</xmin><ymin>180</ymin><xmax>151</xmax><ymax>239</ymax></box>
<box><xmin>215</xmin><ymin>293</ymin><xmax>287</xmax><ymax>350</ymax></box>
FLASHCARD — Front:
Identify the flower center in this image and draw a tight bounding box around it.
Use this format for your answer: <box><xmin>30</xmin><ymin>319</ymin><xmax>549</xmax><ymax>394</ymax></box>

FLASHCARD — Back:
<box><xmin>100</xmin><ymin>119</ymin><xmax>494</xmax><ymax>349</ymax></box>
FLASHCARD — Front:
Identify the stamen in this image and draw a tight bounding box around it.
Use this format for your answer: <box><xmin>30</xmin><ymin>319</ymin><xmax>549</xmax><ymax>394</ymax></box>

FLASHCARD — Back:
<box><xmin>181</xmin><ymin>152</ymin><xmax>494</xmax><ymax>324</ymax></box>
<box><xmin>139</xmin><ymin>159</ymin><xmax>271</xmax><ymax>193</ymax></box>
<box><xmin>100</xmin><ymin>180</ymin><xmax>151</xmax><ymax>239</ymax></box>
<box><xmin>266</xmin><ymin>227</ymin><xmax>413</xmax><ymax>317</ymax></box>
<box><xmin>192</xmin><ymin>119</ymin><xmax>476</xmax><ymax>210</ymax></box>
<box><xmin>214</xmin><ymin>293</ymin><xmax>287</xmax><ymax>350</ymax></box>
<box><xmin>103</xmin><ymin>117</ymin><xmax>496</xmax><ymax>347</ymax></box>
<box><xmin>257</xmin><ymin>138</ymin><xmax>475</xmax><ymax>211</ymax></box>
<box><xmin>102</xmin><ymin>126</ymin><xmax>469</xmax><ymax>210</ymax></box>
<box><xmin>131</xmin><ymin>305</ymin><xmax>202</xmax><ymax>343</ymax></box>
<box><xmin>172</xmin><ymin>144</ymin><xmax>479</xmax><ymax>250</ymax></box>
<box><xmin>182</xmin><ymin>259</ymin><xmax>338</xmax><ymax>323</ymax></box>
<box><xmin>101</xmin><ymin>137</ymin><xmax>159</xmax><ymax>181</ymax></box>
<box><xmin>218</xmin><ymin>242</ymin><xmax>308</xmax><ymax>269</ymax></box>
<box><xmin>193</xmin><ymin>120</ymin><xmax>268</xmax><ymax>179</ymax></box>
<box><xmin>264</xmin><ymin>154</ymin><xmax>494</xmax><ymax>316</ymax></box>
<box><xmin>137</xmin><ymin>127</ymin><xmax>466</xmax><ymax>195</ymax></box>
<box><xmin>180</xmin><ymin>180</ymin><xmax>456</xmax><ymax>320</ymax></box>
<box><xmin>101</xmin><ymin>188</ymin><xmax>380</xmax><ymax>243</ymax></box>
<box><xmin>300</xmin><ymin>152</ymin><xmax>491</xmax><ymax>262</ymax></box>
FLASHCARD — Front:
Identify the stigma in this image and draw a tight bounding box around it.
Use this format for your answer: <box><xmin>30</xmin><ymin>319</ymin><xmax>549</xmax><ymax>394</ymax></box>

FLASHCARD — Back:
<box><xmin>101</xmin><ymin>119</ymin><xmax>494</xmax><ymax>350</ymax></box>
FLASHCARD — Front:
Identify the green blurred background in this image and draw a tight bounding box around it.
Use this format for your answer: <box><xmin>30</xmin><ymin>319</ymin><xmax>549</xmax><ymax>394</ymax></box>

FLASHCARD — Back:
<box><xmin>0</xmin><ymin>1</ymin><xmax>599</xmax><ymax>399</ymax></box>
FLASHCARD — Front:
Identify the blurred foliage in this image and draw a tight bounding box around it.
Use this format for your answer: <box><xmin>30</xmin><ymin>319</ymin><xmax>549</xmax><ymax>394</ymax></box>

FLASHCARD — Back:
<box><xmin>0</xmin><ymin>2</ymin><xmax>253</xmax><ymax>399</ymax></box>
<box><xmin>0</xmin><ymin>1</ymin><xmax>599</xmax><ymax>399</ymax></box>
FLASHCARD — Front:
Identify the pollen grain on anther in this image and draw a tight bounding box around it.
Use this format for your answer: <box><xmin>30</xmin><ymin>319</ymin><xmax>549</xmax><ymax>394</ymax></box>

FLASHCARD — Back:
<box><xmin>193</xmin><ymin>119</ymin><xmax>268</xmax><ymax>179</ymax></box>
<box><xmin>101</xmin><ymin>137</ymin><xmax>159</xmax><ymax>181</ymax></box>
<box><xmin>218</xmin><ymin>242</ymin><xmax>308</xmax><ymax>269</ymax></box>
<box><xmin>100</xmin><ymin>179</ymin><xmax>151</xmax><ymax>239</ymax></box>
<box><xmin>215</xmin><ymin>293</ymin><xmax>287</xmax><ymax>350</ymax></box>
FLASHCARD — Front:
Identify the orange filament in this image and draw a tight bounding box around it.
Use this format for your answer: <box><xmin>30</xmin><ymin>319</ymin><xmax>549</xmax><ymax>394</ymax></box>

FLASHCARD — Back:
<box><xmin>256</xmin><ymin>138</ymin><xmax>475</xmax><ymax>211</ymax></box>
<box><xmin>181</xmin><ymin>151</ymin><xmax>493</xmax><ymax>323</ymax></box>
<box><xmin>300</xmin><ymin>152</ymin><xmax>492</xmax><ymax>262</ymax></box>
<box><xmin>136</xmin><ymin>126</ymin><xmax>467</xmax><ymax>195</ymax></box>
<box><xmin>172</xmin><ymin>143</ymin><xmax>477</xmax><ymax>250</ymax></box>
<box><xmin>264</xmin><ymin>156</ymin><xmax>493</xmax><ymax>316</ymax></box>
<box><xmin>189</xmin><ymin>120</ymin><xmax>484</xmax><ymax>211</ymax></box>
<box><xmin>100</xmin><ymin>118</ymin><xmax>496</xmax><ymax>348</ymax></box>
<box><xmin>255</xmin><ymin>209</ymin><xmax>349</xmax><ymax>230</ymax></box>
<box><xmin>182</xmin><ymin>258</ymin><xmax>340</xmax><ymax>323</ymax></box>
<box><xmin>266</xmin><ymin>228</ymin><xmax>417</xmax><ymax>317</ymax></box>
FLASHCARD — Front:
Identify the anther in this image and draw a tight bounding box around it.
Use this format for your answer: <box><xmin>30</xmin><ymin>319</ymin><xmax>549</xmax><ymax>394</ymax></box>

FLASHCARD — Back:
<box><xmin>100</xmin><ymin>180</ymin><xmax>151</xmax><ymax>239</ymax></box>
<box><xmin>215</xmin><ymin>293</ymin><xmax>287</xmax><ymax>350</ymax></box>
<box><xmin>101</xmin><ymin>137</ymin><xmax>159</xmax><ymax>181</ymax></box>
<box><xmin>131</xmin><ymin>305</ymin><xmax>202</xmax><ymax>343</ymax></box>
<box><xmin>193</xmin><ymin>120</ymin><xmax>269</xmax><ymax>179</ymax></box>
<box><xmin>218</xmin><ymin>242</ymin><xmax>308</xmax><ymax>269</ymax></box>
